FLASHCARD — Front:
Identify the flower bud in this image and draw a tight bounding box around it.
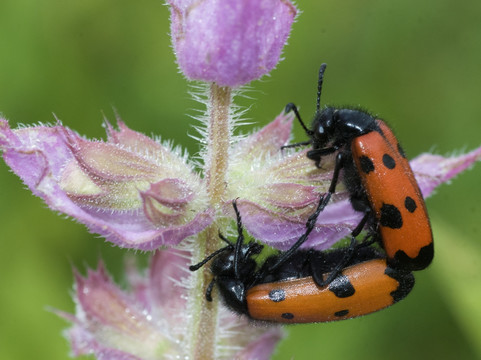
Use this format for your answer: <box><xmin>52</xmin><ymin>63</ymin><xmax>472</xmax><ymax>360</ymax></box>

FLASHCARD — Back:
<box><xmin>167</xmin><ymin>0</ymin><xmax>297</xmax><ymax>87</ymax></box>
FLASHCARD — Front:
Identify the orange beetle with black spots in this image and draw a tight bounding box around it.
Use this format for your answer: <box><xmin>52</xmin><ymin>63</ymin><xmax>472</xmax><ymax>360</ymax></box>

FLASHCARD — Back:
<box><xmin>189</xmin><ymin>201</ymin><xmax>414</xmax><ymax>323</ymax></box>
<box><xmin>284</xmin><ymin>63</ymin><xmax>433</xmax><ymax>272</ymax></box>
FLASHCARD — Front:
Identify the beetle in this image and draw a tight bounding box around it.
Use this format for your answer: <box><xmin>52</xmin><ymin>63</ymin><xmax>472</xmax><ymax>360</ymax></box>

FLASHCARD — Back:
<box><xmin>283</xmin><ymin>63</ymin><xmax>433</xmax><ymax>271</ymax></box>
<box><xmin>189</xmin><ymin>201</ymin><xmax>415</xmax><ymax>323</ymax></box>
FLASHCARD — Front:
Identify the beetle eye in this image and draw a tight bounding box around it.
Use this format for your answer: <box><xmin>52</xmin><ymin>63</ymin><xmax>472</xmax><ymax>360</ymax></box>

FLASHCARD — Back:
<box><xmin>317</xmin><ymin>125</ymin><xmax>325</xmax><ymax>134</ymax></box>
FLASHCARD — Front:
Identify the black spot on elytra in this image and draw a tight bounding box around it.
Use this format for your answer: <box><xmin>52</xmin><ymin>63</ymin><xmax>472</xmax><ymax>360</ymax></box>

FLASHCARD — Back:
<box><xmin>268</xmin><ymin>289</ymin><xmax>286</xmax><ymax>302</ymax></box>
<box><xmin>334</xmin><ymin>309</ymin><xmax>349</xmax><ymax>317</ymax></box>
<box><xmin>328</xmin><ymin>275</ymin><xmax>355</xmax><ymax>298</ymax></box>
<box><xmin>382</xmin><ymin>154</ymin><xmax>396</xmax><ymax>169</ymax></box>
<box><xmin>404</xmin><ymin>196</ymin><xmax>417</xmax><ymax>213</ymax></box>
<box><xmin>397</xmin><ymin>143</ymin><xmax>407</xmax><ymax>158</ymax></box>
<box><xmin>391</xmin><ymin>243</ymin><xmax>434</xmax><ymax>271</ymax></box>
<box><xmin>281</xmin><ymin>313</ymin><xmax>294</xmax><ymax>320</ymax></box>
<box><xmin>380</xmin><ymin>204</ymin><xmax>403</xmax><ymax>229</ymax></box>
<box><xmin>359</xmin><ymin>156</ymin><xmax>375</xmax><ymax>174</ymax></box>
<box><xmin>384</xmin><ymin>266</ymin><xmax>415</xmax><ymax>303</ymax></box>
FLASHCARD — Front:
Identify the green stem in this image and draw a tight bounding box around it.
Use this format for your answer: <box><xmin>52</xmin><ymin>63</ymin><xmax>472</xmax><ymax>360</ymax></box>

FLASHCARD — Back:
<box><xmin>188</xmin><ymin>83</ymin><xmax>232</xmax><ymax>360</ymax></box>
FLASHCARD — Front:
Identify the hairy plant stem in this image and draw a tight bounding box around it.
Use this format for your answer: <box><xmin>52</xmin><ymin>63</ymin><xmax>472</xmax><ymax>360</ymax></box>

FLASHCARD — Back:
<box><xmin>189</xmin><ymin>83</ymin><xmax>232</xmax><ymax>360</ymax></box>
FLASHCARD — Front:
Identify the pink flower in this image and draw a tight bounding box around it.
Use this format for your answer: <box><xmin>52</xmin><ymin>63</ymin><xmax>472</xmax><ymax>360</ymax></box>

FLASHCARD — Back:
<box><xmin>55</xmin><ymin>249</ymin><xmax>283</xmax><ymax>359</ymax></box>
<box><xmin>0</xmin><ymin>119</ymin><xmax>213</xmax><ymax>250</ymax></box>
<box><xmin>167</xmin><ymin>0</ymin><xmax>297</xmax><ymax>87</ymax></box>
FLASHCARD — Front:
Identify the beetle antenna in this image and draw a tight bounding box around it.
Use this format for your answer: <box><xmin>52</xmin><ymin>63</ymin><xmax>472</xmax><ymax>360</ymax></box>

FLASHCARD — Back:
<box><xmin>285</xmin><ymin>103</ymin><xmax>313</xmax><ymax>136</ymax></box>
<box><xmin>205</xmin><ymin>277</ymin><xmax>216</xmax><ymax>302</ymax></box>
<box><xmin>316</xmin><ymin>63</ymin><xmax>327</xmax><ymax>113</ymax></box>
<box><xmin>218</xmin><ymin>231</ymin><xmax>232</xmax><ymax>245</ymax></box>
<box><xmin>189</xmin><ymin>245</ymin><xmax>231</xmax><ymax>271</ymax></box>
<box><xmin>232</xmin><ymin>199</ymin><xmax>244</xmax><ymax>279</ymax></box>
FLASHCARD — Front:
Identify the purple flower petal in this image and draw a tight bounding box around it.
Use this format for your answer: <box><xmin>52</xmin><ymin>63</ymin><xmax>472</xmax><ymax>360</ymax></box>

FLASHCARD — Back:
<box><xmin>0</xmin><ymin>119</ymin><xmax>213</xmax><ymax>249</ymax></box>
<box><xmin>232</xmin><ymin>198</ymin><xmax>357</xmax><ymax>251</ymax></box>
<box><xmin>66</xmin><ymin>325</ymin><xmax>143</xmax><ymax>360</ymax></box>
<box><xmin>216</xmin><ymin>309</ymin><xmax>285</xmax><ymax>360</ymax></box>
<box><xmin>70</xmin><ymin>263</ymin><xmax>170</xmax><ymax>359</ymax></box>
<box><xmin>232</xmin><ymin>111</ymin><xmax>294</xmax><ymax>160</ymax></box>
<box><xmin>411</xmin><ymin>146</ymin><xmax>481</xmax><ymax>197</ymax></box>
<box><xmin>234</xmin><ymin>328</ymin><xmax>285</xmax><ymax>360</ymax></box>
<box><xmin>167</xmin><ymin>0</ymin><xmax>297</xmax><ymax>87</ymax></box>
<box><xmin>147</xmin><ymin>248</ymin><xmax>190</xmax><ymax>322</ymax></box>
<box><xmin>58</xmin><ymin>252</ymin><xmax>284</xmax><ymax>359</ymax></box>
<box><xmin>74</xmin><ymin>263</ymin><xmax>154</xmax><ymax>335</ymax></box>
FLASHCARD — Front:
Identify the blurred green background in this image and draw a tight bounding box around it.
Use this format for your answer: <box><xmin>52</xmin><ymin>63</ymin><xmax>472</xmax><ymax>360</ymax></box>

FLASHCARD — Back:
<box><xmin>1</xmin><ymin>0</ymin><xmax>481</xmax><ymax>359</ymax></box>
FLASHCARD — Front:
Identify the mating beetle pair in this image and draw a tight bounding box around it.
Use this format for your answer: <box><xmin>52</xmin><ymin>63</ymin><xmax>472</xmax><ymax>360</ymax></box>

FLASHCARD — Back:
<box><xmin>191</xmin><ymin>64</ymin><xmax>433</xmax><ymax>323</ymax></box>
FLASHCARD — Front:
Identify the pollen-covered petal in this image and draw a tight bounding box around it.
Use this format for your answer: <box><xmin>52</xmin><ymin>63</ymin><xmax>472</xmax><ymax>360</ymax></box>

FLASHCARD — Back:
<box><xmin>411</xmin><ymin>146</ymin><xmax>481</xmax><ymax>198</ymax></box>
<box><xmin>167</xmin><ymin>0</ymin><xmax>297</xmax><ymax>87</ymax></box>
<box><xmin>0</xmin><ymin>119</ymin><xmax>212</xmax><ymax>249</ymax></box>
